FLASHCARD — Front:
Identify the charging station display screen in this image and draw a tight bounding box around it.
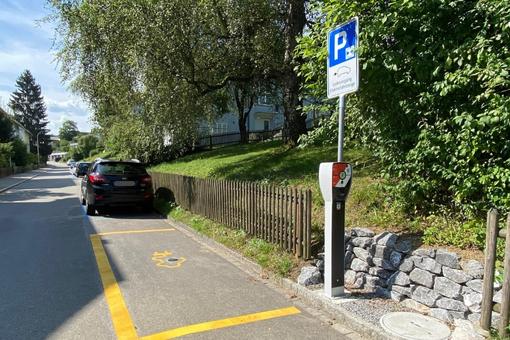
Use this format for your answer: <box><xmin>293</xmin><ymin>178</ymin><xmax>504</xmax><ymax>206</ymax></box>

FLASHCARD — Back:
<box><xmin>332</xmin><ymin>162</ymin><xmax>352</xmax><ymax>188</ymax></box>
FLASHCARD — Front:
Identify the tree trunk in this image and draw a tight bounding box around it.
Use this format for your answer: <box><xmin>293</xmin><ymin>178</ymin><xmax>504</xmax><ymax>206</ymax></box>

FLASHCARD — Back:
<box><xmin>234</xmin><ymin>85</ymin><xmax>253</xmax><ymax>144</ymax></box>
<box><xmin>282</xmin><ymin>0</ymin><xmax>307</xmax><ymax>146</ymax></box>
<box><xmin>239</xmin><ymin>115</ymin><xmax>248</xmax><ymax>144</ymax></box>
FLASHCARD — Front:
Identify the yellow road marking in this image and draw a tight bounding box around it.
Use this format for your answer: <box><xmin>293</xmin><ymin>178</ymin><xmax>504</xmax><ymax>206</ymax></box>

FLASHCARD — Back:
<box><xmin>94</xmin><ymin>228</ymin><xmax>175</xmax><ymax>236</ymax></box>
<box><xmin>141</xmin><ymin>306</ymin><xmax>301</xmax><ymax>340</ymax></box>
<box><xmin>90</xmin><ymin>235</ymin><xmax>138</xmax><ymax>340</ymax></box>
<box><xmin>90</xmin><ymin>230</ymin><xmax>300</xmax><ymax>340</ymax></box>
<box><xmin>151</xmin><ymin>250</ymin><xmax>186</xmax><ymax>269</ymax></box>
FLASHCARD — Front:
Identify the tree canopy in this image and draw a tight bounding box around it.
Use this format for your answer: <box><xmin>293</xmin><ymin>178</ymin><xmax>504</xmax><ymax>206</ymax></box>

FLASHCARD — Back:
<box><xmin>59</xmin><ymin>119</ymin><xmax>79</xmax><ymax>141</ymax></box>
<box><xmin>50</xmin><ymin>0</ymin><xmax>312</xmax><ymax>162</ymax></box>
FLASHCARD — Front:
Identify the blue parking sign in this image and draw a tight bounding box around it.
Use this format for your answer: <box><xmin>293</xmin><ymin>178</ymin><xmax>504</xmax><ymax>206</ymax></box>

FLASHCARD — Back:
<box><xmin>327</xmin><ymin>18</ymin><xmax>359</xmax><ymax>98</ymax></box>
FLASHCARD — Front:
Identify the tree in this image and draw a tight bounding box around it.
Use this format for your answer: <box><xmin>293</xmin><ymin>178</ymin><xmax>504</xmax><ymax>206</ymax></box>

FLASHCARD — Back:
<box><xmin>59</xmin><ymin>119</ymin><xmax>79</xmax><ymax>141</ymax></box>
<box><xmin>58</xmin><ymin>139</ymin><xmax>70</xmax><ymax>152</ymax></box>
<box><xmin>281</xmin><ymin>0</ymin><xmax>307</xmax><ymax>145</ymax></box>
<box><xmin>77</xmin><ymin>134</ymin><xmax>98</xmax><ymax>158</ymax></box>
<box><xmin>50</xmin><ymin>0</ymin><xmax>294</xmax><ymax>160</ymax></box>
<box><xmin>0</xmin><ymin>113</ymin><xmax>13</xmax><ymax>143</ymax></box>
<box><xmin>8</xmin><ymin>70</ymin><xmax>51</xmax><ymax>157</ymax></box>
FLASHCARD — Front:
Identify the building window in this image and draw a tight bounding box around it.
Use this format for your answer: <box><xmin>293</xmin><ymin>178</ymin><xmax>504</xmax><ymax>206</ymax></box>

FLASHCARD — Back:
<box><xmin>212</xmin><ymin>123</ymin><xmax>228</xmax><ymax>134</ymax></box>
<box><xmin>263</xmin><ymin>120</ymin><xmax>270</xmax><ymax>131</ymax></box>
<box><xmin>257</xmin><ymin>93</ymin><xmax>272</xmax><ymax>105</ymax></box>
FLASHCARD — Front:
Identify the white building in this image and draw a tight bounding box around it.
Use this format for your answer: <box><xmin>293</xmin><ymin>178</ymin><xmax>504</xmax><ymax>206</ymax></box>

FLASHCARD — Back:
<box><xmin>199</xmin><ymin>95</ymin><xmax>326</xmax><ymax>136</ymax></box>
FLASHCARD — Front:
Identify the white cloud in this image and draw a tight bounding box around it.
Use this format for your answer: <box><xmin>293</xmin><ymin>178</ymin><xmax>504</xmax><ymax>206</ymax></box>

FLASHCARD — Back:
<box><xmin>0</xmin><ymin>1</ymin><xmax>92</xmax><ymax>135</ymax></box>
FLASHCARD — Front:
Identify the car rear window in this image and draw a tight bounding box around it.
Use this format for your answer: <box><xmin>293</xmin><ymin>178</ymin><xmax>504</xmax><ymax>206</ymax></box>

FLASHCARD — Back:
<box><xmin>96</xmin><ymin>162</ymin><xmax>146</xmax><ymax>175</ymax></box>
<box><xmin>79</xmin><ymin>163</ymin><xmax>90</xmax><ymax>169</ymax></box>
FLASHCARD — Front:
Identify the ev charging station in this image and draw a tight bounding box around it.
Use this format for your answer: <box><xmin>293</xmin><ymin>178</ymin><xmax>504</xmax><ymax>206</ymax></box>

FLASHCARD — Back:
<box><xmin>320</xmin><ymin>17</ymin><xmax>359</xmax><ymax>298</ymax></box>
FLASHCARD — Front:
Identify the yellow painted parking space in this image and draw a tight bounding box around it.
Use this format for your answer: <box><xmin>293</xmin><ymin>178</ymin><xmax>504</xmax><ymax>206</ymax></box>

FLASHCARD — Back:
<box><xmin>90</xmin><ymin>234</ymin><xmax>138</xmax><ymax>340</ymax></box>
<box><xmin>141</xmin><ymin>306</ymin><xmax>301</xmax><ymax>340</ymax></box>
<box><xmin>89</xmin><ymin>229</ymin><xmax>300</xmax><ymax>339</ymax></box>
<box><xmin>95</xmin><ymin>228</ymin><xmax>175</xmax><ymax>236</ymax></box>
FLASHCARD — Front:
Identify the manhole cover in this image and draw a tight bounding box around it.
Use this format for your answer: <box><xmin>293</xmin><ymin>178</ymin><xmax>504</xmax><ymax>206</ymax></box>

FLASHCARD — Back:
<box><xmin>166</xmin><ymin>257</ymin><xmax>179</xmax><ymax>263</ymax></box>
<box><xmin>380</xmin><ymin>312</ymin><xmax>451</xmax><ymax>340</ymax></box>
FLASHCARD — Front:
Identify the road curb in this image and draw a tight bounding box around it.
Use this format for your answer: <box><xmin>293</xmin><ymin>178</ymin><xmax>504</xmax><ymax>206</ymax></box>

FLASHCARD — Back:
<box><xmin>162</xmin><ymin>215</ymin><xmax>392</xmax><ymax>340</ymax></box>
<box><xmin>0</xmin><ymin>173</ymin><xmax>39</xmax><ymax>194</ymax></box>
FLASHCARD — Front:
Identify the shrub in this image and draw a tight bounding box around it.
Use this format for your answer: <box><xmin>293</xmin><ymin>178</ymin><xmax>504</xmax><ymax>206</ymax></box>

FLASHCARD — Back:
<box><xmin>11</xmin><ymin>138</ymin><xmax>28</xmax><ymax>166</ymax></box>
<box><xmin>0</xmin><ymin>143</ymin><xmax>13</xmax><ymax>167</ymax></box>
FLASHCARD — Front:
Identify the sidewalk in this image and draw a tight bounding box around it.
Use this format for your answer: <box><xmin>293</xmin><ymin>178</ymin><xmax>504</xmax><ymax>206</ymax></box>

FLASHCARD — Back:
<box><xmin>0</xmin><ymin>169</ymin><xmax>42</xmax><ymax>193</ymax></box>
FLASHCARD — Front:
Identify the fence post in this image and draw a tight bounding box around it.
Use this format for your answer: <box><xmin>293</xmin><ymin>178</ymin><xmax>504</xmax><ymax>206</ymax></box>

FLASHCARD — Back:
<box><xmin>481</xmin><ymin>209</ymin><xmax>499</xmax><ymax>332</ymax></box>
<box><xmin>305</xmin><ymin>189</ymin><xmax>312</xmax><ymax>259</ymax></box>
<box><xmin>499</xmin><ymin>213</ymin><xmax>510</xmax><ymax>337</ymax></box>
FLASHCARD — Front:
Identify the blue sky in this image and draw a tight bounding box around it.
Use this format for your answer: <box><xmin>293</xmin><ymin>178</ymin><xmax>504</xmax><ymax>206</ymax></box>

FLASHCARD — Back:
<box><xmin>0</xmin><ymin>0</ymin><xmax>91</xmax><ymax>134</ymax></box>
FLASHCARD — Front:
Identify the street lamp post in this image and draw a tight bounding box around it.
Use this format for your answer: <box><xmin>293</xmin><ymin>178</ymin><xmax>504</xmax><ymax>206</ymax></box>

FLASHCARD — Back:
<box><xmin>36</xmin><ymin>130</ymin><xmax>43</xmax><ymax>165</ymax></box>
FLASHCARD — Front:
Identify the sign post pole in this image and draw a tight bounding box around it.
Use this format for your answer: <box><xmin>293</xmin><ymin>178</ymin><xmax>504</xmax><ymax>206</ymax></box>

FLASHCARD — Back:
<box><xmin>338</xmin><ymin>95</ymin><xmax>346</xmax><ymax>162</ymax></box>
<box><xmin>320</xmin><ymin>17</ymin><xmax>359</xmax><ymax>298</ymax></box>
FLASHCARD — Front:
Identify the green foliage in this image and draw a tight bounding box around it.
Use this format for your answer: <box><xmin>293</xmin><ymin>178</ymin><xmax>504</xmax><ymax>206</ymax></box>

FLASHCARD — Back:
<box><xmin>70</xmin><ymin>148</ymin><xmax>84</xmax><ymax>161</ymax></box>
<box><xmin>59</xmin><ymin>119</ymin><xmax>79</xmax><ymax>141</ymax></box>
<box><xmin>26</xmin><ymin>153</ymin><xmax>38</xmax><ymax>165</ymax></box>
<box><xmin>297</xmin><ymin>0</ymin><xmax>510</xmax><ymax>216</ymax></box>
<box><xmin>0</xmin><ymin>143</ymin><xmax>13</xmax><ymax>167</ymax></box>
<box><xmin>298</xmin><ymin>112</ymin><xmax>337</xmax><ymax>148</ymax></box>
<box><xmin>76</xmin><ymin>134</ymin><xmax>98</xmax><ymax>158</ymax></box>
<box><xmin>0</xmin><ymin>114</ymin><xmax>14</xmax><ymax>143</ymax></box>
<box><xmin>422</xmin><ymin>217</ymin><xmax>486</xmax><ymax>249</ymax></box>
<box><xmin>11</xmin><ymin>138</ymin><xmax>28</xmax><ymax>166</ymax></box>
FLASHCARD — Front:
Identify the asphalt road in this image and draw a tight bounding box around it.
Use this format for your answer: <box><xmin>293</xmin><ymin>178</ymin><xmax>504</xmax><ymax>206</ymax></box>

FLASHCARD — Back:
<box><xmin>0</xmin><ymin>165</ymin><xmax>355</xmax><ymax>339</ymax></box>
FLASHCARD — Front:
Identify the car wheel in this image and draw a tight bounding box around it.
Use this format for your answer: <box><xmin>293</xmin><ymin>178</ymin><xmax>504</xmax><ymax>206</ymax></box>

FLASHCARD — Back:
<box><xmin>86</xmin><ymin>199</ymin><xmax>95</xmax><ymax>216</ymax></box>
<box><xmin>97</xmin><ymin>207</ymin><xmax>108</xmax><ymax>215</ymax></box>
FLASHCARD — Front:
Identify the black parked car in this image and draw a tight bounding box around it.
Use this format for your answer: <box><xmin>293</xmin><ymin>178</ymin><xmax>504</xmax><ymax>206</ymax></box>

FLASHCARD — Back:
<box><xmin>74</xmin><ymin>162</ymin><xmax>91</xmax><ymax>177</ymax></box>
<box><xmin>80</xmin><ymin>160</ymin><xmax>153</xmax><ymax>215</ymax></box>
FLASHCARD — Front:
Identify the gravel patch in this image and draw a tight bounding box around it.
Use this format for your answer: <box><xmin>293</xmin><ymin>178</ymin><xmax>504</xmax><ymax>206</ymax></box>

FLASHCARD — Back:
<box><xmin>341</xmin><ymin>294</ymin><xmax>414</xmax><ymax>328</ymax></box>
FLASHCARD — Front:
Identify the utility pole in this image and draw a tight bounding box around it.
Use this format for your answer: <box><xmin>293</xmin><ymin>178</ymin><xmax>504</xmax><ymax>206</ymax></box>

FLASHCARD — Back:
<box><xmin>36</xmin><ymin>130</ymin><xmax>43</xmax><ymax>165</ymax></box>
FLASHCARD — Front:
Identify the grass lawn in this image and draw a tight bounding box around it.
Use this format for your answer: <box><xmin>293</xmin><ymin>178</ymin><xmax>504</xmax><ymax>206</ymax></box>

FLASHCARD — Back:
<box><xmin>150</xmin><ymin>140</ymin><xmax>413</xmax><ymax>250</ymax></box>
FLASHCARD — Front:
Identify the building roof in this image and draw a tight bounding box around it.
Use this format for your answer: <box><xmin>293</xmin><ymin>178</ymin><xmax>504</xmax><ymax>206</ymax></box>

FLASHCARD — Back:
<box><xmin>0</xmin><ymin>106</ymin><xmax>32</xmax><ymax>136</ymax></box>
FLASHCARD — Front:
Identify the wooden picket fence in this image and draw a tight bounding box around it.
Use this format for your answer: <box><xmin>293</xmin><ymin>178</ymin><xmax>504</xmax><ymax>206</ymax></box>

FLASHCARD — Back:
<box><xmin>150</xmin><ymin>172</ymin><xmax>312</xmax><ymax>258</ymax></box>
<box><xmin>481</xmin><ymin>209</ymin><xmax>510</xmax><ymax>337</ymax></box>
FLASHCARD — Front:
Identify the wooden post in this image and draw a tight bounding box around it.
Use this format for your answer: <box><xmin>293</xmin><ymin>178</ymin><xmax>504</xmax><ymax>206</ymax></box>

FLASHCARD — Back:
<box><xmin>278</xmin><ymin>187</ymin><xmax>283</xmax><ymax>248</ymax></box>
<box><xmin>283</xmin><ymin>187</ymin><xmax>288</xmax><ymax>251</ymax></box>
<box><xmin>296</xmin><ymin>190</ymin><xmax>303</xmax><ymax>258</ymax></box>
<box><xmin>499</xmin><ymin>213</ymin><xmax>510</xmax><ymax>337</ymax></box>
<box><xmin>481</xmin><ymin>209</ymin><xmax>499</xmax><ymax>331</ymax></box>
<box><xmin>263</xmin><ymin>184</ymin><xmax>267</xmax><ymax>241</ymax></box>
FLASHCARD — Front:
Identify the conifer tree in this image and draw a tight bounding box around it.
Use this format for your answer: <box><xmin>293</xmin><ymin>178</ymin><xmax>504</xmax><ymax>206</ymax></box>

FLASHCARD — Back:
<box><xmin>9</xmin><ymin>70</ymin><xmax>51</xmax><ymax>156</ymax></box>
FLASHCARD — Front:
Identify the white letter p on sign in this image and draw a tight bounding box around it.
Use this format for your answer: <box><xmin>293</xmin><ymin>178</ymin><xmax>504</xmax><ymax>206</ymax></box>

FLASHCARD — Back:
<box><xmin>334</xmin><ymin>31</ymin><xmax>347</xmax><ymax>61</ymax></box>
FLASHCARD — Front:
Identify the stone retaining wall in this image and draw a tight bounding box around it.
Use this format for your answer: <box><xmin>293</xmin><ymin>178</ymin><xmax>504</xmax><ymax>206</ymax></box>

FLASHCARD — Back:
<box><xmin>299</xmin><ymin>227</ymin><xmax>502</xmax><ymax>325</ymax></box>
<box><xmin>0</xmin><ymin>164</ymin><xmax>39</xmax><ymax>178</ymax></box>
